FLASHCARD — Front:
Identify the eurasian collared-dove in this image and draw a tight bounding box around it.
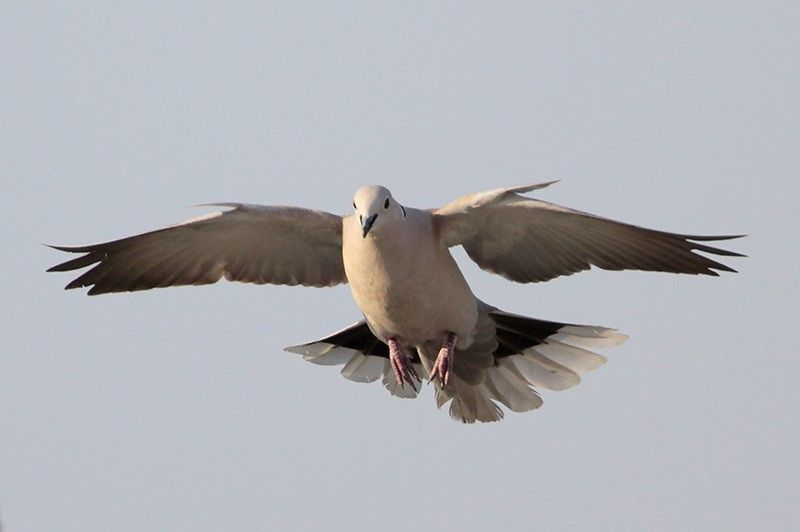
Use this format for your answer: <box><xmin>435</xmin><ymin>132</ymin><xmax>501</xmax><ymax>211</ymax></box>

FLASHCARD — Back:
<box><xmin>48</xmin><ymin>182</ymin><xmax>743</xmax><ymax>423</ymax></box>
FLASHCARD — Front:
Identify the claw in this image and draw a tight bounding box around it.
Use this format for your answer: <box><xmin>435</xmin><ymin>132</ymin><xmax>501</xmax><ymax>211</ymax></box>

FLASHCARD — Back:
<box><xmin>388</xmin><ymin>337</ymin><xmax>420</xmax><ymax>391</ymax></box>
<box><xmin>429</xmin><ymin>332</ymin><xmax>456</xmax><ymax>389</ymax></box>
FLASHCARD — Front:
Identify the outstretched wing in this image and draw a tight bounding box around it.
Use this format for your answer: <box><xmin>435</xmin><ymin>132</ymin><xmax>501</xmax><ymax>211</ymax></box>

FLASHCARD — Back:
<box><xmin>433</xmin><ymin>182</ymin><xmax>744</xmax><ymax>283</ymax></box>
<box><xmin>48</xmin><ymin>204</ymin><xmax>345</xmax><ymax>294</ymax></box>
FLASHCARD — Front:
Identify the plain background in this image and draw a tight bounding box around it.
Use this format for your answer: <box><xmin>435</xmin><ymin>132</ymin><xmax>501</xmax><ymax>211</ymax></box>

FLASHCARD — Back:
<box><xmin>2</xmin><ymin>3</ymin><xmax>798</xmax><ymax>531</ymax></box>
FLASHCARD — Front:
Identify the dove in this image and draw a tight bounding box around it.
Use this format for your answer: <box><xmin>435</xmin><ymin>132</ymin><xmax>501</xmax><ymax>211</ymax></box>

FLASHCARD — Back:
<box><xmin>48</xmin><ymin>182</ymin><xmax>743</xmax><ymax>423</ymax></box>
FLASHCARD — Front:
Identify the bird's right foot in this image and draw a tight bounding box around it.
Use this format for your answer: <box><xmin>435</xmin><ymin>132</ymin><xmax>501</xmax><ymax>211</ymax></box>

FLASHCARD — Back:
<box><xmin>388</xmin><ymin>337</ymin><xmax>420</xmax><ymax>391</ymax></box>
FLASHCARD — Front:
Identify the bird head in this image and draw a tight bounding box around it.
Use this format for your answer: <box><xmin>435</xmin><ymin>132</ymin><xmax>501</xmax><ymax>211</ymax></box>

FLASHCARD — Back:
<box><xmin>352</xmin><ymin>185</ymin><xmax>406</xmax><ymax>238</ymax></box>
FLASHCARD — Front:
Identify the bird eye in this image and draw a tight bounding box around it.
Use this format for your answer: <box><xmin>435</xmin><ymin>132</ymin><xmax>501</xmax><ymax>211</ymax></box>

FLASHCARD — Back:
<box><xmin>384</xmin><ymin>198</ymin><xmax>390</xmax><ymax>209</ymax></box>
<box><xmin>353</xmin><ymin>201</ymin><xmax>357</xmax><ymax>209</ymax></box>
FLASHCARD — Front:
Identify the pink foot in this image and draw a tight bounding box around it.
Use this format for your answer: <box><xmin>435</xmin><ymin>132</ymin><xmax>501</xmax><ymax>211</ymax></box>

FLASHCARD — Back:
<box><xmin>429</xmin><ymin>332</ymin><xmax>456</xmax><ymax>388</ymax></box>
<box><xmin>388</xmin><ymin>337</ymin><xmax>420</xmax><ymax>391</ymax></box>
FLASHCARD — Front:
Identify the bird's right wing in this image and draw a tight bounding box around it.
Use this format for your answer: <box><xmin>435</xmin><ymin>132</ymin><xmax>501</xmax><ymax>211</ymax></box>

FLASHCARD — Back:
<box><xmin>48</xmin><ymin>204</ymin><xmax>346</xmax><ymax>295</ymax></box>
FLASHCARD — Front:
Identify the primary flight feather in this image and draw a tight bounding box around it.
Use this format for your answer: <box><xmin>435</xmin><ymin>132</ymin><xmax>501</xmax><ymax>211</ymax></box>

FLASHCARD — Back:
<box><xmin>49</xmin><ymin>182</ymin><xmax>743</xmax><ymax>423</ymax></box>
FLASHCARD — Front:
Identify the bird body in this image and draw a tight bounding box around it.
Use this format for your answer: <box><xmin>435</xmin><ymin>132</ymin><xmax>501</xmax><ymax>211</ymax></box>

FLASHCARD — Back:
<box><xmin>343</xmin><ymin>204</ymin><xmax>477</xmax><ymax>349</ymax></box>
<box><xmin>48</xmin><ymin>182</ymin><xmax>744</xmax><ymax>423</ymax></box>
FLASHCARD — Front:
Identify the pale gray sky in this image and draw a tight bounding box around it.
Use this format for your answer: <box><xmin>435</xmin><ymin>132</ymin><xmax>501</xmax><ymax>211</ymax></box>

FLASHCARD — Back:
<box><xmin>2</xmin><ymin>2</ymin><xmax>798</xmax><ymax>531</ymax></box>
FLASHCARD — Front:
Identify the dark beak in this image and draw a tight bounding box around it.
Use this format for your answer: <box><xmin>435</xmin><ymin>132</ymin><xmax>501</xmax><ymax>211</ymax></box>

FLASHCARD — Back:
<box><xmin>361</xmin><ymin>214</ymin><xmax>378</xmax><ymax>237</ymax></box>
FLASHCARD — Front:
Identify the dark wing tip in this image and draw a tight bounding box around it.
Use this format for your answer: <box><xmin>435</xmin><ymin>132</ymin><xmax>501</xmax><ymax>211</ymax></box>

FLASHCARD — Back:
<box><xmin>686</xmin><ymin>234</ymin><xmax>747</xmax><ymax>257</ymax></box>
<box><xmin>64</xmin><ymin>274</ymin><xmax>92</xmax><ymax>290</ymax></box>
<box><xmin>684</xmin><ymin>233</ymin><xmax>747</xmax><ymax>242</ymax></box>
<box><xmin>689</xmin><ymin>238</ymin><xmax>747</xmax><ymax>258</ymax></box>
<box><xmin>86</xmin><ymin>285</ymin><xmax>110</xmax><ymax>296</ymax></box>
<box><xmin>705</xmin><ymin>265</ymin><xmax>733</xmax><ymax>275</ymax></box>
<box><xmin>45</xmin><ymin>243</ymin><xmax>97</xmax><ymax>253</ymax></box>
<box><xmin>47</xmin><ymin>245</ymin><xmax>105</xmax><ymax>272</ymax></box>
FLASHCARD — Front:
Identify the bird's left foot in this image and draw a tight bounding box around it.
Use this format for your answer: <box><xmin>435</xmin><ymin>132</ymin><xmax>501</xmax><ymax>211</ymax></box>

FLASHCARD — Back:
<box><xmin>430</xmin><ymin>332</ymin><xmax>456</xmax><ymax>388</ymax></box>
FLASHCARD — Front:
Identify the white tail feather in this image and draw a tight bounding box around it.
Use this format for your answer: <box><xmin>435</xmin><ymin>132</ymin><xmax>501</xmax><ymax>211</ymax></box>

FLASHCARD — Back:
<box><xmin>552</xmin><ymin>326</ymin><xmax>629</xmax><ymax>349</ymax></box>
<box><xmin>451</xmin><ymin>383</ymin><xmax>503</xmax><ymax>423</ymax></box>
<box><xmin>340</xmin><ymin>353</ymin><xmax>384</xmax><ymax>383</ymax></box>
<box><xmin>484</xmin><ymin>365</ymin><xmax>543</xmax><ymax>412</ymax></box>
<box><xmin>505</xmin><ymin>352</ymin><xmax>581</xmax><ymax>391</ymax></box>
<box><xmin>434</xmin><ymin>379</ymin><xmax>504</xmax><ymax>423</ymax></box>
<box><xmin>534</xmin><ymin>339</ymin><xmax>607</xmax><ymax>375</ymax></box>
<box><xmin>381</xmin><ymin>363</ymin><xmax>422</xmax><ymax>398</ymax></box>
<box><xmin>284</xmin><ymin>342</ymin><xmax>357</xmax><ymax>366</ymax></box>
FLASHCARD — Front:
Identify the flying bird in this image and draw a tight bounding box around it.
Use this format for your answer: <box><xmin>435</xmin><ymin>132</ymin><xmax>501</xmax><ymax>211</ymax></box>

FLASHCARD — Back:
<box><xmin>48</xmin><ymin>182</ymin><xmax>743</xmax><ymax>423</ymax></box>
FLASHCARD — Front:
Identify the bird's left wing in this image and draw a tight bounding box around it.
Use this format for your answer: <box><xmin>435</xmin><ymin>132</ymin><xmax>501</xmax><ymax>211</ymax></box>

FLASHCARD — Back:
<box><xmin>48</xmin><ymin>204</ymin><xmax>346</xmax><ymax>294</ymax></box>
<box><xmin>433</xmin><ymin>182</ymin><xmax>744</xmax><ymax>283</ymax></box>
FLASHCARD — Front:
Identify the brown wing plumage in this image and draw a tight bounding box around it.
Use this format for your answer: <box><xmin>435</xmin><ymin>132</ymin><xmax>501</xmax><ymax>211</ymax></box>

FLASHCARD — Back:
<box><xmin>48</xmin><ymin>204</ymin><xmax>346</xmax><ymax>294</ymax></box>
<box><xmin>434</xmin><ymin>182</ymin><xmax>744</xmax><ymax>283</ymax></box>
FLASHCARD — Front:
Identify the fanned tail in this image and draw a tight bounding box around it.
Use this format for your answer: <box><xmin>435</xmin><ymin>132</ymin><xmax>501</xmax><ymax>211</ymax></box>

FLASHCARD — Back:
<box><xmin>283</xmin><ymin>308</ymin><xmax>628</xmax><ymax>423</ymax></box>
